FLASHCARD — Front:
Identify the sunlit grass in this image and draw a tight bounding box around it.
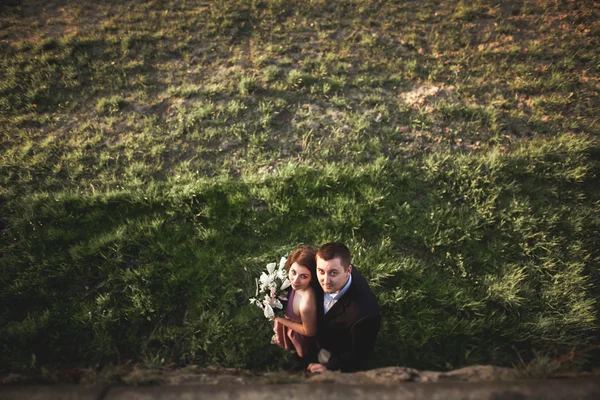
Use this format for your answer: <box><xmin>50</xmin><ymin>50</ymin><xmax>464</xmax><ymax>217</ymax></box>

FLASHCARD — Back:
<box><xmin>1</xmin><ymin>0</ymin><xmax>599</xmax><ymax>373</ymax></box>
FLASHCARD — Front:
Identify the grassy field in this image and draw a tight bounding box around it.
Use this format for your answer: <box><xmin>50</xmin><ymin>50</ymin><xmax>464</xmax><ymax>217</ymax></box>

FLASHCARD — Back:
<box><xmin>1</xmin><ymin>0</ymin><xmax>599</xmax><ymax>374</ymax></box>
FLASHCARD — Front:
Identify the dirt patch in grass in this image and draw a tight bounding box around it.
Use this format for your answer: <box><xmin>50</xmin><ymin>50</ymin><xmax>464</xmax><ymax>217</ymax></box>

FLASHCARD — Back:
<box><xmin>400</xmin><ymin>84</ymin><xmax>455</xmax><ymax>109</ymax></box>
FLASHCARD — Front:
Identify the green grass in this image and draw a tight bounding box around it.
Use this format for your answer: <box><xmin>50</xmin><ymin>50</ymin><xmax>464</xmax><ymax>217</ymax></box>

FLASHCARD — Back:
<box><xmin>1</xmin><ymin>0</ymin><xmax>599</xmax><ymax>373</ymax></box>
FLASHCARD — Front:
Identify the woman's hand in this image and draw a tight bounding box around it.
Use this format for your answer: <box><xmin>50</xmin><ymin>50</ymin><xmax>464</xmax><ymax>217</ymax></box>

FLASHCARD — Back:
<box><xmin>273</xmin><ymin>315</ymin><xmax>289</xmax><ymax>323</ymax></box>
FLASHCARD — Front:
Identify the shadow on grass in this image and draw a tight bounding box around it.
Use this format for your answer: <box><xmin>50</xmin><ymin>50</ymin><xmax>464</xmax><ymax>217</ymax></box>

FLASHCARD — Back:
<box><xmin>1</xmin><ymin>134</ymin><xmax>598</xmax><ymax>371</ymax></box>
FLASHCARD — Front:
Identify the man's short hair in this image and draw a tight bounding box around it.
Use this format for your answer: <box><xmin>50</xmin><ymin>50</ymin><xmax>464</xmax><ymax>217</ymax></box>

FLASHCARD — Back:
<box><xmin>317</xmin><ymin>242</ymin><xmax>351</xmax><ymax>270</ymax></box>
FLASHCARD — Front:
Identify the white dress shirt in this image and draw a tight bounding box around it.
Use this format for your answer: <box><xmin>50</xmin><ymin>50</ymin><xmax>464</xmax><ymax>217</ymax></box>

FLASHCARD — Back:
<box><xmin>323</xmin><ymin>273</ymin><xmax>352</xmax><ymax>314</ymax></box>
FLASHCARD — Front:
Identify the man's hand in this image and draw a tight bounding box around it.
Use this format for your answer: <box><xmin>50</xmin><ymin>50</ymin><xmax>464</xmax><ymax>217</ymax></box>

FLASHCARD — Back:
<box><xmin>307</xmin><ymin>363</ymin><xmax>327</xmax><ymax>373</ymax></box>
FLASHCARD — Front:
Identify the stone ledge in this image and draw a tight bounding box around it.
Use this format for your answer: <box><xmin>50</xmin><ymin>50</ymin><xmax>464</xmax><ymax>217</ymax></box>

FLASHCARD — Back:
<box><xmin>2</xmin><ymin>364</ymin><xmax>598</xmax><ymax>387</ymax></box>
<box><xmin>3</xmin><ymin>379</ymin><xmax>600</xmax><ymax>400</ymax></box>
<box><xmin>308</xmin><ymin>365</ymin><xmax>520</xmax><ymax>384</ymax></box>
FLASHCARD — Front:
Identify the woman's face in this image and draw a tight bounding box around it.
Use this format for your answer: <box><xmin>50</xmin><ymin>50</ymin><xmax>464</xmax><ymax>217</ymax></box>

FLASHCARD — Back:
<box><xmin>288</xmin><ymin>262</ymin><xmax>312</xmax><ymax>291</ymax></box>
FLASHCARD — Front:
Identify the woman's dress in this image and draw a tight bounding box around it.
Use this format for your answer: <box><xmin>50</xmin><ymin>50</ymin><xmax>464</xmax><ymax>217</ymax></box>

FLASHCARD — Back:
<box><xmin>272</xmin><ymin>288</ymin><xmax>316</xmax><ymax>358</ymax></box>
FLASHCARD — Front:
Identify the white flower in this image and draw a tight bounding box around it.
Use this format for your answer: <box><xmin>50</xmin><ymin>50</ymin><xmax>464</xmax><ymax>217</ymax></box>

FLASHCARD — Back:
<box><xmin>263</xmin><ymin>303</ymin><xmax>274</xmax><ymax>319</ymax></box>
<box><xmin>277</xmin><ymin>257</ymin><xmax>287</xmax><ymax>280</ymax></box>
<box><xmin>259</xmin><ymin>272</ymin><xmax>274</xmax><ymax>290</ymax></box>
<box><xmin>264</xmin><ymin>294</ymin><xmax>283</xmax><ymax>310</ymax></box>
<box><xmin>281</xmin><ymin>278</ymin><xmax>291</xmax><ymax>290</ymax></box>
<box><xmin>266</xmin><ymin>262</ymin><xmax>277</xmax><ymax>274</ymax></box>
<box><xmin>272</xmin><ymin>297</ymin><xmax>283</xmax><ymax>309</ymax></box>
<box><xmin>260</xmin><ymin>272</ymin><xmax>268</xmax><ymax>284</ymax></box>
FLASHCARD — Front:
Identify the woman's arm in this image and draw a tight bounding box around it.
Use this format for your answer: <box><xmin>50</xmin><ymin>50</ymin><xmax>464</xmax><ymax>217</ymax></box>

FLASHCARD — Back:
<box><xmin>274</xmin><ymin>292</ymin><xmax>317</xmax><ymax>337</ymax></box>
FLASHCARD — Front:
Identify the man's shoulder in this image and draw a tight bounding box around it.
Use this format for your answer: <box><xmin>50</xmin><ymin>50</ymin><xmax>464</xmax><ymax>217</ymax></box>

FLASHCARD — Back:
<box><xmin>349</xmin><ymin>266</ymin><xmax>376</xmax><ymax>295</ymax></box>
<box><xmin>348</xmin><ymin>266</ymin><xmax>380</xmax><ymax>316</ymax></box>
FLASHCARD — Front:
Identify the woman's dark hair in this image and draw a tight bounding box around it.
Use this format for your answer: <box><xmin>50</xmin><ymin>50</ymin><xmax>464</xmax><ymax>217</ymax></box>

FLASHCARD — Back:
<box><xmin>285</xmin><ymin>245</ymin><xmax>317</xmax><ymax>285</ymax></box>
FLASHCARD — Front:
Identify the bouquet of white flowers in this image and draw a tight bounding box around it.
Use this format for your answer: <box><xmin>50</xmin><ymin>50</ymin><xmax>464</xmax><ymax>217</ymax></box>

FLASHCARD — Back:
<box><xmin>249</xmin><ymin>256</ymin><xmax>291</xmax><ymax>319</ymax></box>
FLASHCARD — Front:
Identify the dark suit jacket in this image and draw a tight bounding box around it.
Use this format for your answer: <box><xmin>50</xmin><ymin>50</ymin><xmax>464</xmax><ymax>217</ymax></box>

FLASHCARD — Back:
<box><xmin>316</xmin><ymin>266</ymin><xmax>380</xmax><ymax>372</ymax></box>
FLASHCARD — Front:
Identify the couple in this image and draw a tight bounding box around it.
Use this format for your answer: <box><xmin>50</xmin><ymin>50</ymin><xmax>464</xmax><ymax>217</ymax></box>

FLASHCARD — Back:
<box><xmin>272</xmin><ymin>242</ymin><xmax>380</xmax><ymax>373</ymax></box>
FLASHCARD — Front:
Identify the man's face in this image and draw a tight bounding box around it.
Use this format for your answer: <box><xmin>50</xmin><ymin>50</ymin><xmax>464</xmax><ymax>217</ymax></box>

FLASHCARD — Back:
<box><xmin>317</xmin><ymin>256</ymin><xmax>352</xmax><ymax>294</ymax></box>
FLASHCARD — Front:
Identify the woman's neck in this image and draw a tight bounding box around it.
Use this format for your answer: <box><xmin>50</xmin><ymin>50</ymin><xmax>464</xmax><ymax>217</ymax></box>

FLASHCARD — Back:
<box><xmin>295</xmin><ymin>286</ymin><xmax>311</xmax><ymax>294</ymax></box>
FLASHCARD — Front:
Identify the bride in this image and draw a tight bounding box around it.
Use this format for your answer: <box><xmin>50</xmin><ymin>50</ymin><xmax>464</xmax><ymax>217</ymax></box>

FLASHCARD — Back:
<box><xmin>272</xmin><ymin>245</ymin><xmax>319</xmax><ymax>361</ymax></box>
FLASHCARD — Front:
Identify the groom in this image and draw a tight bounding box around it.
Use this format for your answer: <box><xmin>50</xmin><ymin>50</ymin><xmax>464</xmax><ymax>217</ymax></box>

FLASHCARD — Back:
<box><xmin>307</xmin><ymin>242</ymin><xmax>381</xmax><ymax>373</ymax></box>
